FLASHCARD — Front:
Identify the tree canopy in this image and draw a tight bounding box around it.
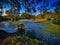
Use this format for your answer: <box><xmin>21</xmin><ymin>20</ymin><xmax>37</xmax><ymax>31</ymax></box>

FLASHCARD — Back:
<box><xmin>0</xmin><ymin>0</ymin><xmax>60</xmax><ymax>15</ymax></box>
<box><xmin>0</xmin><ymin>0</ymin><xmax>51</xmax><ymax>13</ymax></box>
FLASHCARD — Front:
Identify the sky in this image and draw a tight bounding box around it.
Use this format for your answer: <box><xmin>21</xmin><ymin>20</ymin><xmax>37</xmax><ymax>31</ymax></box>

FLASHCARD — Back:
<box><xmin>2</xmin><ymin>0</ymin><xmax>58</xmax><ymax>16</ymax></box>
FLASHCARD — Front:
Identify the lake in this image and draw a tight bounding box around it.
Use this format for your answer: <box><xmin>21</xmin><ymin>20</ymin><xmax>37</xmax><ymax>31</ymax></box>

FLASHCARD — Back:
<box><xmin>0</xmin><ymin>21</ymin><xmax>60</xmax><ymax>45</ymax></box>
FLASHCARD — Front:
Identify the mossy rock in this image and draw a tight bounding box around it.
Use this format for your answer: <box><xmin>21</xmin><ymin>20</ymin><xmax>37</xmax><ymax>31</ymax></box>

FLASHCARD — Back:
<box><xmin>1</xmin><ymin>36</ymin><xmax>47</xmax><ymax>45</ymax></box>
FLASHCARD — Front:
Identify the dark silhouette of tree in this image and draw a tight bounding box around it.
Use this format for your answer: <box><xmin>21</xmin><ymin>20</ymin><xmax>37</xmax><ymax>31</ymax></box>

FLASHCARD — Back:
<box><xmin>0</xmin><ymin>0</ymin><xmax>44</xmax><ymax>21</ymax></box>
<box><xmin>37</xmin><ymin>0</ymin><xmax>50</xmax><ymax>12</ymax></box>
<box><xmin>52</xmin><ymin>0</ymin><xmax>60</xmax><ymax>19</ymax></box>
<box><xmin>0</xmin><ymin>0</ymin><xmax>58</xmax><ymax>19</ymax></box>
<box><xmin>0</xmin><ymin>0</ymin><xmax>42</xmax><ymax>13</ymax></box>
<box><xmin>21</xmin><ymin>12</ymin><xmax>35</xmax><ymax>19</ymax></box>
<box><xmin>37</xmin><ymin>0</ymin><xmax>50</xmax><ymax>19</ymax></box>
<box><xmin>52</xmin><ymin>0</ymin><xmax>60</xmax><ymax>25</ymax></box>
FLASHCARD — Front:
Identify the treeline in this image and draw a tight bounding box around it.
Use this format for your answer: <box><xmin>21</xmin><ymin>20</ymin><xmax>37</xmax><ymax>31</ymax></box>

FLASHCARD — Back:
<box><xmin>0</xmin><ymin>12</ymin><xmax>36</xmax><ymax>22</ymax></box>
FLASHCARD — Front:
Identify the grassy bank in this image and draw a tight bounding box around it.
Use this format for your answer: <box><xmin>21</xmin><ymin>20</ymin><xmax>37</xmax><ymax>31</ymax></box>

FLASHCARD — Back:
<box><xmin>41</xmin><ymin>21</ymin><xmax>60</xmax><ymax>37</ymax></box>
<box><xmin>1</xmin><ymin>35</ymin><xmax>47</xmax><ymax>45</ymax></box>
<box><xmin>47</xmin><ymin>22</ymin><xmax>60</xmax><ymax>37</ymax></box>
<box><xmin>35</xmin><ymin>18</ymin><xmax>47</xmax><ymax>23</ymax></box>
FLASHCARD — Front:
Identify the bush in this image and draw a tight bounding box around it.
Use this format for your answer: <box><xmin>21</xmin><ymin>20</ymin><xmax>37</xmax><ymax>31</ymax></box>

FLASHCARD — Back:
<box><xmin>0</xmin><ymin>16</ymin><xmax>3</xmax><ymax>22</ymax></box>
<box><xmin>52</xmin><ymin>19</ymin><xmax>60</xmax><ymax>25</ymax></box>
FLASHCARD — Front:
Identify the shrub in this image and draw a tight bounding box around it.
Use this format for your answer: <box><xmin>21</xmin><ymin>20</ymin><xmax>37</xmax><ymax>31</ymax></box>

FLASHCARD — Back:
<box><xmin>52</xmin><ymin>19</ymin><xmax>60</xmax><ymax>25</ymax></box>
<box><xmin>0</xmin><ymin>16</ymin><xmax>3</xmax><ymax>22</ymax></box>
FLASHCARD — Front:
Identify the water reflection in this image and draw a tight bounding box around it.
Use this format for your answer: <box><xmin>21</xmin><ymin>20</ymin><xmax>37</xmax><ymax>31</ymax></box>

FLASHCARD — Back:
<box><xmin>4</xmin><ymin>23</ymin><xmax>9</xmax><ymax>28</ymax></box>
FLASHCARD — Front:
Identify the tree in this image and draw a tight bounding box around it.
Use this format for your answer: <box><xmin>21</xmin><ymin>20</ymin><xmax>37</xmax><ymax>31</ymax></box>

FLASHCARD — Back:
<box><xmin>6</xmin><ymin>7</ymin><xmax>21</xmax><ymax>21</ymax></box>
<box><xmin>0</xmin><ymin>9</ymin><xmax>3</xmax><ymax>22</ymax></box>
<box><xmin>0</xmin><ymin>0</ymin><xmax>44</xmax><ymax>21</ymax></box>
<box><xmin>6</xmin><ymin>10</ymin><xmax>14</xmax><ymax>21</ymax></box>
<box><xmin>37</xmin><ymin>0</ymin><xmax>51</xmax><ymax>19</ymax></box>
<box><xmin>51</xmin><ymin>0</ymin><xmax>60</xmax><ymax>24</ymax></box>
<box><xmin>52</xmin><ymin>0</ymin><xmax>60</xmax><ymax>19</ymax></box>
<box><xmin>36</xmin><ymin>14</ymin><xmax>42</xmax><ymax>19</ymax></box>
<box><xmin>0</xmin><ymin>0</ymin><xmax>51</xmax><ymax>14</ymax></box>
<box><xmin>0</xmin><ymin>0</ymin><xmax>43</xmax><ymax>13</ymax></box>
<box><xmin>0</xmin><ymin>0</ymin><xmax>57</xmax><ymax>21</ymax></box>
<box><xmin>21</xmin><ymin>12</ymin><xmax>35</xmax><ymax>19</ymax></box>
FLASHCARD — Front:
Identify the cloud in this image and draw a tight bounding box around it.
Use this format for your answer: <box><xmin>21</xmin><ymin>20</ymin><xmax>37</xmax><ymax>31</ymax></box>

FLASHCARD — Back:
<box><xmin>2</xmin><ymin>9</ymin><xmax>7</xmax><ymax>16</ymax></box>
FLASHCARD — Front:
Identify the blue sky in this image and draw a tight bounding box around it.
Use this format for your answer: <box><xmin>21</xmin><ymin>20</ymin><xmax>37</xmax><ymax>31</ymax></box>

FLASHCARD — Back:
<box><xmin>2</xmin><ymin>0</ymin><xmax>58</xmax><ymax>16</ymax></box>
<box><xmin>20</xmin><ymin>0</ymin><xmax>58</xmax><ymax>15</ymax></box>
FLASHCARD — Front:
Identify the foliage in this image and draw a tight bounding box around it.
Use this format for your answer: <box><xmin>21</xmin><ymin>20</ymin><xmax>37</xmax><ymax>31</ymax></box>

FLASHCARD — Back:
<box><xmin>52</xmin><ymin>0</ymin><xmax>60</xmax><ymax>10</ymax></box>
<box><xmin>52</xmin><ymin>0</ymin><xmax>60</xmax><ymax>19</ymax></box>
<box><xmin>36</xmin><ymin>14</ymin><xmax>45</xmax><ymax>19</ymax></box>
<box><xmin>0</xmin><ymin>0</ymin><xmax>52</xmax><ymax>14</ymax></box>
<box><xmin>21</xmin><ymin>12</ymin><xmax>35</xmax><ymax>19</ymax></box>
<box><xmin>1</xmin><ymin>36</ymin><xmax>47</xmax><ymax>45</ymax></box>
<box><xmin>6</xmin><ymin>10</ymin><xmax>18</xmax><ymax>21</ymax></box>
<box><xmin>0</xmin><ymin>16</ymin><xmax>3</xmax><ymax>22</ymax></box>
<box><xmin>0</xmin><ymin>0</ymin><xmax>43</xmax><ymax>13</ymax></box>
<box><xmin>52</xmin><ymin>19</ymin><xmax>60</xmax><ymax>25</ymax></box>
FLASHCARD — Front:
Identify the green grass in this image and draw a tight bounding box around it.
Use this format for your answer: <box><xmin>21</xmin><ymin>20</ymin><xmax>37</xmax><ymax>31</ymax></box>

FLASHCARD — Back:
<box><xmin>1</xmin><ymin>35</ymin><xmax>47</xmax><ymax>45</ymax></box>
<box><xmin>44</xmin><ymin>21</ymin><xmax>60</xmax><ymax>37</ymax></box>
